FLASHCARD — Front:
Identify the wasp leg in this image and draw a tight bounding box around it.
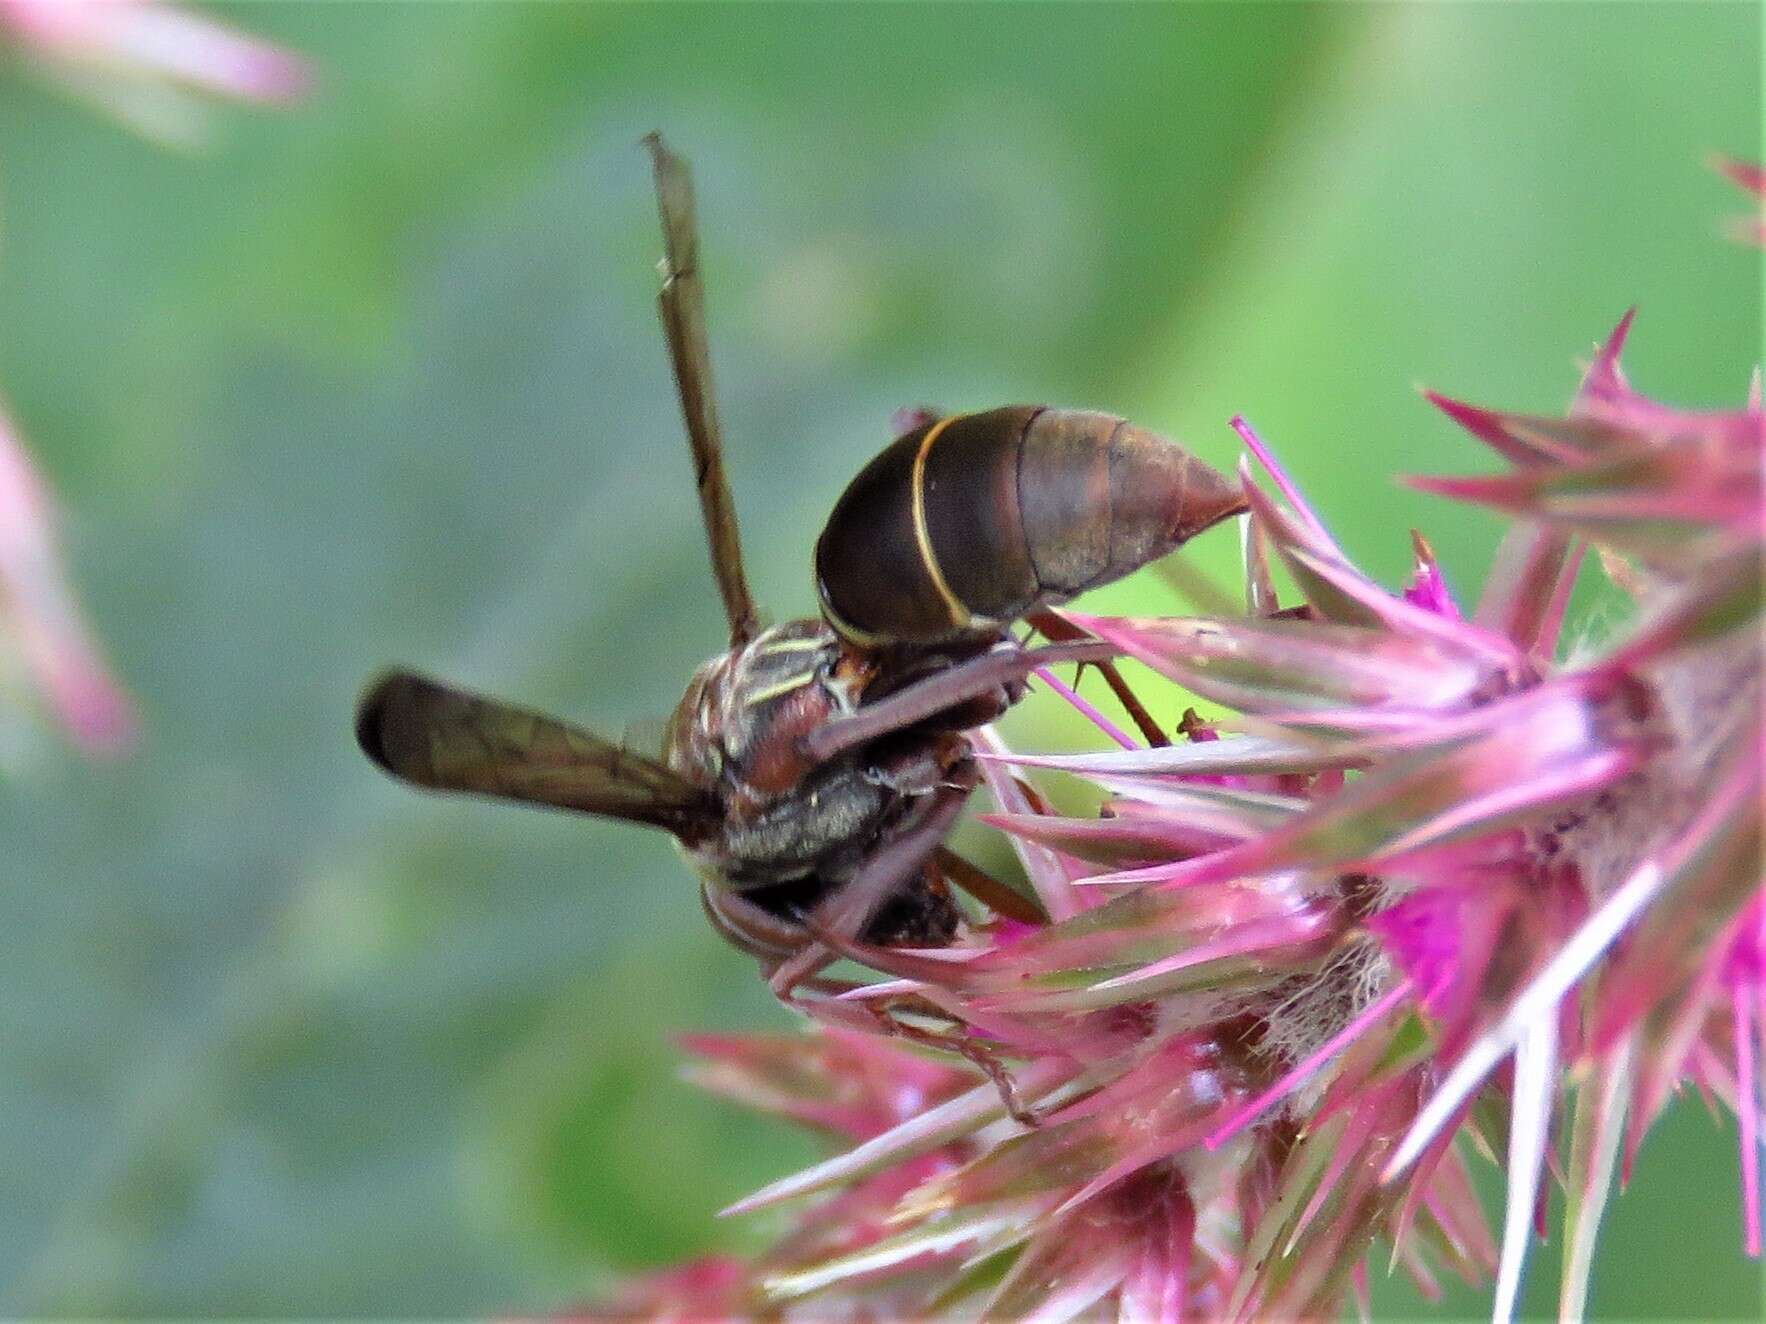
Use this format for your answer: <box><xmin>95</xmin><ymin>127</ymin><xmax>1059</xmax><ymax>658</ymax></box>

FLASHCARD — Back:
<box><xmin>864</xmin><ymin>997</ymin><xmax>1041</xmax><ymax>1128</ymax></box>
<box><xmin>767</xmin><ymin>783</ymin><xmax>972</xmax><ymax>998</ymax></box>
<box><xmin>762</xmin><ymin>941</ymin><xmax>826</xmax><ymax>1000</ymax></box>
<box><xmin>801</xmin><ymin>638</ymin><xmax>1119</xmax><ymax>766</ymax></box>
<box><xmin>932</xmin><ymin>845</ymin><xmax>1046</xmax><ymax>926</ymax></box>
<box><xmin>1025</xmin><ymin>609</ymin><xmax>1169</xmax><ymax>747</ymax></box>
<box><xmin>863</xmin><ymin>735</ymin><xmax>977</xmax><ymax>798</ymax></box>
<box><xmin>700</xmin><ymin>878</ymin><xmax>810</xmax><ymax>960</ymax></box>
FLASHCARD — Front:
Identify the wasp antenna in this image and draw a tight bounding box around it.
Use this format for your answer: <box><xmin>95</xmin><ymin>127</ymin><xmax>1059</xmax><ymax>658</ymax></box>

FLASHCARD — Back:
<box><xmin>645</xmin><ymin>133</ymin><xmax>761</xmax><ymax>648</ymax></box>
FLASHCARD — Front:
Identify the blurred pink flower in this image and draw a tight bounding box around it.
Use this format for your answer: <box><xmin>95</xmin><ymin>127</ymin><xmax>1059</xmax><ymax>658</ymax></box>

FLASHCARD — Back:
<box><xmin>584</xmin><ymin>307</ymin><xmax>1761</xmax><ymax>1321</ymax></box>
<box><xmin>0</xmin><ymin>3</ymin><xmax>309</xmax><ymax>750</ymax></box>
<box><xmin>0</xmin><ymin>0</ymin><xmax>310</xmax><ymax>143</ymax></box>
<box><xmin>0</xmin><ymin>398</ymin><xmax>135</xmax><ymax>753</ymax></box>
<box><xmin>1713</xmin><ymin>155</ymin><xmax>1766</xmax><ymax>246</ymax></box>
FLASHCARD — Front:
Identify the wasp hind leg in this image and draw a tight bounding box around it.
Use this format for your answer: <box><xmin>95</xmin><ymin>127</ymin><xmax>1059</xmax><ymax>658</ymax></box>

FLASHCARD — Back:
<box><xmin>1024</xmin><ymin>608</ymin><xmax>1170</xmax><ymax>747</ymax></box>
<box><xmin>863</xmin><ymin>995</ymin><xmax>1042</xmax><ymax>1128</ymax></box>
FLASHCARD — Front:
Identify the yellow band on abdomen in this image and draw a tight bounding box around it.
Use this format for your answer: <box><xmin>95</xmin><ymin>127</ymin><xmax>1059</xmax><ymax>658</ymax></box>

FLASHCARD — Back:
<box><xmin>910</xmin><ymin>414</ymin><xmax>972</xmax><ymax>631</ymax></box>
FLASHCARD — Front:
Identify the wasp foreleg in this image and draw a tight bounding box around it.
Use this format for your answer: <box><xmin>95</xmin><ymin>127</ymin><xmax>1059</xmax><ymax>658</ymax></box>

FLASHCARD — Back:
<box><xmin>767</xmin><ymin>782</ymin><xmax>972</xmax><ymax>998</ymax></box>
<box><xmin>801</xmin><ymin>638</ymin><xmax>1119</xmax><ymax>766</ymax></box>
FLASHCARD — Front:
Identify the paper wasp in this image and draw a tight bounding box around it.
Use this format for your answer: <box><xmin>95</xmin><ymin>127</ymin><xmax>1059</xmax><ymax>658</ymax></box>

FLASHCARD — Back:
<box><xmin>356</xmin><ymin>135</ymin><xmax>1245</xmax><ymax>993</ymax></box>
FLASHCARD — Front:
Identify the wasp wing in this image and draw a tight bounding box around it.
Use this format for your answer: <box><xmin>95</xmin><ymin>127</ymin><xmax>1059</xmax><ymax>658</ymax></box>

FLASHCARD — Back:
<box><xmin>356</xmin><ymin>670</ymin><xmax>718</xmax><ymax>840</ymax></box>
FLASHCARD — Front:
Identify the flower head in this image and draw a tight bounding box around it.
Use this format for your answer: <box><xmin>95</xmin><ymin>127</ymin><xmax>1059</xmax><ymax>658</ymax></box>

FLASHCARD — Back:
<box><xmin>584</xmin><ymin>301</ymin><xmax>1759</xmax><ymax>1322</ymax></box>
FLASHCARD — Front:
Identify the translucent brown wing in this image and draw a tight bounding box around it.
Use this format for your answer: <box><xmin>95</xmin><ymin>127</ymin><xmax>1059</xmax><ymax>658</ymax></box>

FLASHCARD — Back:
<box><xmin>356</xmin><ymin>670</ymin><xmax>718</xmax><ymax>840</ymax></box>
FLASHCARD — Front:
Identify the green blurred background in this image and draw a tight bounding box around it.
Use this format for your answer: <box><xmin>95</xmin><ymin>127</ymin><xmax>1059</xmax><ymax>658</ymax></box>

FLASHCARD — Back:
<box><xmin>0</xmin><ymin>2</ymin><xmax>1759</xmax><ymax>1317</ymax></box>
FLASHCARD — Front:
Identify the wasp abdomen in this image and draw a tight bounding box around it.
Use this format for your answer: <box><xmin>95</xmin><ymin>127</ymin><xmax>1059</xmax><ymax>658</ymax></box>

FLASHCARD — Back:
<box><xmin>816</xmin><ymin>406</ymin><xmax>1244</xmax><ymax>647</ymax></box>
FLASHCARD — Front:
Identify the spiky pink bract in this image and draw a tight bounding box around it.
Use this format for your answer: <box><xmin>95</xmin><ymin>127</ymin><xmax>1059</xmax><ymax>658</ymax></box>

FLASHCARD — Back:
<box><xmin>583</xmin><ymin>313</ymin><xmax>1760</xmax><ymax>1321</ymax></box>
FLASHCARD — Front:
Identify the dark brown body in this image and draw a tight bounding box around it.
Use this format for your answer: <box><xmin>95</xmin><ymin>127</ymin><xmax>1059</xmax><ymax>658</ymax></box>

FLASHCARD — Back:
<box><xmin>816</xmin><ymin>407</ymin><xmax>1243</xmax><ymax>648</ymax></box>
<box><xmin>357</xmin><ymin>407</ymin><xmax>1243</xmax><ymax>969</ymax></box>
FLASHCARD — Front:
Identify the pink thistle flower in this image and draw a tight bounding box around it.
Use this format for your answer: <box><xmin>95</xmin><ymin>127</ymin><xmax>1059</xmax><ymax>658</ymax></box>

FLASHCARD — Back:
<box><xmin>586</xmin><ymin>326</ymin><xmax>1759</xmax><ymax>1317</ymax></box>
<box><xmin>0</xmin><ymin>397</ymin><xmax>135</xmax><ymax>754</ymax></box>
<box><xmin>0</xmin><ymin>0</ymin><xmax>310</xmax><ymax>144</ymax></box>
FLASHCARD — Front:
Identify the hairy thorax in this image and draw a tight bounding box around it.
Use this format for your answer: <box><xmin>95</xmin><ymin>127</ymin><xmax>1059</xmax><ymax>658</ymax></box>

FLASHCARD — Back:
<box><xmin>664</xmin><ymin>619</ymin><xmax>950</xmax><ymax>887</ymax></box>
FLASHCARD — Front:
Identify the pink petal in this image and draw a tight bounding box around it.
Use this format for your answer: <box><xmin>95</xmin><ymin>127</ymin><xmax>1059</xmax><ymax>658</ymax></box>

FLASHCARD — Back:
<box><xmin>978</xmin><ymin>734</ymin><xmax>1343</xmax><ymax>780</ymax></box>
<box><xmin>1713</xmin><ymin>155</ymin><xmax>1766</xmax><ymax>197</ymax></box>
<box><xmin>1403</xmin><ymin>528</ymin><xmax>1462</xmax><ymax>620</ymax></box>
<box><xmin>1283</xmin><ymin>543</ymin><xmax>1516</xmax><ymax>665</ymax></box>
<box><xmin>972</xmin><ymin>726</ymin><xmax>1086</xmax><ymax>921</ymax></box>
<box><xmin>1085</xmin><ymin>907</ymin><xmax>1340</xmax><ymax>999</ymax></box>
<box><xmin>1232</xmin><ymin>415</ymin><xmax>1344</xmax><ymax>556</ymax></box>
<box><xmin>1</xmin><ymin>0</ymin><xmax>314</xmax><ymax>103</ymax></box>
<box><xmin>1590</xmin><ymin>749</ymin><xmax>1764</xmax><ymax>1050</ymax></box>
<box><xmin>0</xmin><ymin>401</ymin><xmax>137</xmax><ymax>753</ymax></box>
<box><xmin>1095</xmin><ymin>680</ymin><xmax>1638</xmax><ymax>892</ymax></box>
<box><xmin>721</xmin><ymin>1057</ymin><xmax>1074</xmax><ymax>1216</ymax></box>
<box><xmin>1426</xmin><ymin>392</ymin><xmax>1633</xmax><ymax>467</ymax></box>
<box><xmin>1472</xmin><ymin>523</ymin><xmax>1578</xmax><ymax>654</ymax></box>
<box><xmin>1244</xmin><ymin>497</ymin><xmax>1280</xmax><ymax>616</ymax></box>
<box><xmin>1492</xmin><ymin>1017</ymin><xmax>1558</xmax><ymax>1324</ymax></box>
<box><xmin>679</xmin><ymin>1029</ymin><xmax>966</xmax><ymax>1140</ymax></box>
<box><xmin>984</xmin><ymin>810</ymin><xmax>1240</xmax><ymax>868</ymax></box>
<box><xmin>1032</xmin><ymin>665</ymin><xmax>1136</xmax><ymax>749</ymax></box>
<box><xmin>1533</xmin><ymin>538</ymin><xmax>1589</xmax><ymax>661</ymax></box>
<box><xmin>1383</xmin><ymin>848</ymin><xmax>1678</xmax><ymax>1185</ymax></box>
<box><xmin>1069</xmin><ymin>612</ymin><xmax>1493</xmax><ymax>717</ymax></box>
<box><xmin>1574</xmin><ymin>308</ymin><xmax>1638</xmax><ymax>408</ymax></box>
<box><xmin>1410</xmin><ymin>445</ymin><xmax>1761</xmax><ymax>562</ymax></box>
<box><xmin>1559</xmin><ymin>1041</ymin><xmax>1634</xmax><ymax>1323</ymax></box>
<box><xmin>763</xmin><ymin>1202</ymin><xmax>1024</xmax><ymax>1299</ymax></box>
<box><xmin>1733</xmin><ymin>981</ymin><xmax>1761</xmax><ymax>1256</ymax></box>
<box><xmin>1606</xmin><ymin>543</ymin><xmax>1765</xmax><ymax>666</ymax></box>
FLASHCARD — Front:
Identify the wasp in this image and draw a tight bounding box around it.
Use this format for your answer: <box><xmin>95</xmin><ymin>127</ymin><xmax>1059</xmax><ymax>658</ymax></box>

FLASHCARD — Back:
<box><xmin>356</xmin><ymin>136</ymin><xmax>1246</xmax><ymax>994</ymax></box>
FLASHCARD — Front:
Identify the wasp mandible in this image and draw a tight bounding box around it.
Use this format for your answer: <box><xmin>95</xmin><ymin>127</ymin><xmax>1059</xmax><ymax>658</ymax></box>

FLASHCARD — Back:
<box><xmin>356</xmin><ymin>136</ymin><xmax>1246</xmax><ymax>993</ymax></box>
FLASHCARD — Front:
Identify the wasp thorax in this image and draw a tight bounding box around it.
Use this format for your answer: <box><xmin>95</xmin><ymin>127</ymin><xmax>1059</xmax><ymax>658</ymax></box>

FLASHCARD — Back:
<box><xmin>814</xmin><ymin>406</ymin><xmax>1246</xmax><ymax>649</ymax></box>
<box><xmin>658</xmin><ymin>616</ymin><xmax>971</xmax><ymax>959</ymax></box>
<box><xmin>665</xmin><ymin>619</ymin><xmax>847</xmax><ymax>807</ymax></box>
